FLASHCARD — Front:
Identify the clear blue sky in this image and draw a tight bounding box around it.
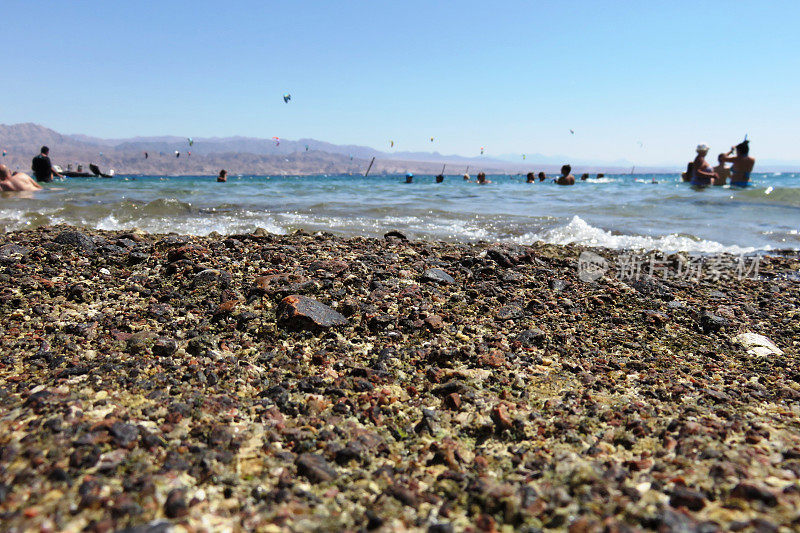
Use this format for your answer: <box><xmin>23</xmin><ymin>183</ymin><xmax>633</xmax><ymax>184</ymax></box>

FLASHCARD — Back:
<box><xmin>4</xmin><ymin>1</ymin><xmax>799</xmax><ymax>165</ymax></box>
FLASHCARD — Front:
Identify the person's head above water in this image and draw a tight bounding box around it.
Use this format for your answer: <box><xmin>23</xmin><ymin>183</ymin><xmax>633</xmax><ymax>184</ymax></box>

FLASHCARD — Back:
<box><xmin>580</xmin><ymin>173</ymin><xmax>589</xmax><ymax>180</ymax></box>
<box><xmin>736</xmin><ymin>140</ymin><xmax>750</xmax><ymax>156</ymax></box>
<box><xmin>561</xmin><ymin>164</ymin><xmax>572</xmax><ymax>176</ymax></box>
<box><xmin>526</xmin><ymin>172</ymin><xmax>535</xmax><ymax>182</ymax></box>
<box><xmin>537</xmin><ymin>172</ymin><xmax>546</xmax><ymax>181</ymax></box>
<box><xmin>405</xmin><ymin>172</ymin><xmax>413</xmax><ymax>183</ymax></box>
<box><xmin>40</xmin><ymin>146</ymin><xmax>49</xmax><ymax>155</ymax></box>
<box><xmin>477</xmin><ymin>172</ymin><xmax>486</xmax><ymax>183</ymax></box>
<box><xmin>219</xmin><ymin>169</ymin><xmax>227</xmax><ymax>177</ymax></box>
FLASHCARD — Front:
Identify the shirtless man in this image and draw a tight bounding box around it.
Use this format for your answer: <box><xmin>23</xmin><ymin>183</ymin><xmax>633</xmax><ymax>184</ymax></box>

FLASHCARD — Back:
<box><xmin>720</xmin><ymin>140</ymin><xmax>755</xmax><ymax>186</ymax></box>
<box><xmin>0</xmin><ymin>165</ymin><xmax>43</xmax><ymax>191</ymax></box>
<box><xmin>712</xmin><ymin>154</ymin><xmax>731</xmax><ymax>186</ymax></box>
<box><xmin>555</xmin><ymin>164</ymin><xmax>575</xmax><ymax>185</ymax></box>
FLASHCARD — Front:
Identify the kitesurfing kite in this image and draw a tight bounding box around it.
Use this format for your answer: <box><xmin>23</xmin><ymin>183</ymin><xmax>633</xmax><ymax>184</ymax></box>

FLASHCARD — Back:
<box><xmin>188</xmin><ymin>138</ymin><xmax>194</xmax><ymax>147</ymax></box>
<box><xmin>570</xmin><ymin>129</ymin><xmax>575</xmax><ymax>135</ymax></box>
<box><xmin>175</xmin><ymin>151</ymin><xmax>180</xmax><ymax>158</ymax></box>
<box><xmin>272</xmin><ymin>137</ymin><xmax>280</xmax><ymax>147</ymax></box>
<box><xmin>144</xmin><ymin>152</ymin><xmax>148</xmax><ymax>159</ymax></box>
<box><xmin>430</xmin><ymin>137</ymin><xmax>434</xmax><ymax>142</ymax></box>
<box><xmin>480</xmin><ymin>147</ymin><xmax>485</xmax><ymax>155</ymax></box>
<box><xmin>305</xmin><ymin>144</ymin><xmax>309</xmax><ymax>151</ymax></box>
<box><xmin>522</xmin><ymin>154</ymin><xmax>526</xmax><ymax>160</ymax></box>
<box><xmin>283</xmin><ymin>94</ymin><xmax>291</xmax><ymax>103</ymax></box>
<box><xmin>1</xmin><ymin>150</ymin><xmax>5</xmax><ymax>157</ymax></box>
<box><xmin>390</xmin><ymin>140</ymin><xmax>394</xmax><ymax>148</ymax></box>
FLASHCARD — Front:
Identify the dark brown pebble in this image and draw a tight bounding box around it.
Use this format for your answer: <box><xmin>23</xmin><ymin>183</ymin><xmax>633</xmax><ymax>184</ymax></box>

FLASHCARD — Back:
<box><xmin>278</xmin><ymin>295</ymin><xmax>348</xmax><ymax>330</ymax></box>
<box><xmin>669</xmin><ymin>485</ymin><xmax>707</xmax><ymax>511</ymax></box>
<box><xmin>296</xmin><ymin>453</ymin><xmax>337</xmax><ymax>482</ymax></box>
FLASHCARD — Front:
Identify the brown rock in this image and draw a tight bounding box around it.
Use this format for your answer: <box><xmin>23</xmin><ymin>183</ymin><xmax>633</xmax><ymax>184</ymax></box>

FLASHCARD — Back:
<box><xmin>277</xmin><ymin>295</ymin><xmax>348</xmax><ymax>331</ymax></box>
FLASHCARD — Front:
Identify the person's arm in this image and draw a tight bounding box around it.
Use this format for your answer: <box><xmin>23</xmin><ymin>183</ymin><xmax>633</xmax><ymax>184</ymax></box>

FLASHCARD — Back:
<box><xmin>51</xmin><ymin>166</ymin><xmax>63</xmax><ymax>178</ymax></box>
<box><xmin>30</xmin><ymin>176</ymin><xmax>43</xmax><ymax>189</ymax></box>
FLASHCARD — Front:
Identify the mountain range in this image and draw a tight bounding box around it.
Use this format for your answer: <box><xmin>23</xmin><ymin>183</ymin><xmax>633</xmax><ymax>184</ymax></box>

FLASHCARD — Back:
<box><xmin>0</xmin><ymin>123</ymin><xmax>697</xmax><ymax>176</ymax></box>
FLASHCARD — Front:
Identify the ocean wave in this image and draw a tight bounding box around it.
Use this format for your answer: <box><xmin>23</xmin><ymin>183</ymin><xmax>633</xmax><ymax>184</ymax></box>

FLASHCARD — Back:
<box><xmin>519</xmin><ymin>216</ymin><xmax>758</xmax><ymax>254</ymax></box>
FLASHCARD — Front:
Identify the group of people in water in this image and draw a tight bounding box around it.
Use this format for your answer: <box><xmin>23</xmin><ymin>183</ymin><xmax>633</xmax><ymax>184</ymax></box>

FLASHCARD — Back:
<box><xmin>2</xmin><ymin>142</ymin><xmax>757</xmax><ymax>192</ymax></box>
<box><xmin>403</xmin><ymin>165</ymin><xmax>604</xmax><ymax>186</ymax></box>
<box><xmin>682</xmin><ymin>140</ymin><xmax>755</xmax><ymax>187</ymax></box>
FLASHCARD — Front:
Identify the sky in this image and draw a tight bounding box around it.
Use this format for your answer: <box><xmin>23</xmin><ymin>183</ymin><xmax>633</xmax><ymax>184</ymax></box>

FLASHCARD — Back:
<box><xmin>3</xmin><ymin>0</ymin><xmax>799</xmax><ymax>166</ymax></box>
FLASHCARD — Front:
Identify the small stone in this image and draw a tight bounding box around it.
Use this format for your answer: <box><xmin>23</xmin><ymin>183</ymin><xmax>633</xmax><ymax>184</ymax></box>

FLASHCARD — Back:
<box><xmin>444</xmin><ymin>392</ymin><xmax>461</xmax><ymax>410</ymax></box>
<box><xmin>296</xmin><ymin>453</ymin><xmax>337</xmax><ymax>482</ymax></box>
<box><xmin>278</xmin><ymin>295</ymin><xmax>348</xmax><ymax>331</ymax></box>
<box><xmin>517</xmin><ymin>328</ymin><xmax>547</xmax><ymax>347</ymax></box>
<box><xmin>384</xmin><ymin>230</ymin><xmax>408</xmax><ymax>241</ymax></box>
<box><xmin>423</xmin><ymin>268</ymin><xmax>455</xmax><ymax>285</ymax></box>
<box><xmin>164</xmin><ymin>488</ymin><xmax>188</xmax><ymax>518</ymax></box>
<box><xmin>700</xmin><ymin>311</ymin><xmax>727</xmax><ymax>333</ymax></box>
<box><xmin>110</xmin><ymin>422</ymin><xmax>139</xmax><ymax>448</ymax></box>
<box><xmin>424</xmin><ymin>315</ymin><xmax>444</xmax><ymax>332</ymax></box>
<box><xmin>193</xmin><ymin>269</ymin><xmax>231</xmax><ymax>288</ymax></box>
<box><xmin>152</xmin><ymin>338</ymin><xmax>178</xmax><ymax>357</ymax></box>
<box><xmin>669</xmin><ymin>485</ymin><xmax>707</xmax><ymax>511</ymax></box>
<box><xmin>733</xmin><ymin>332</ymin><xmax>783</xmax><ymax>357</ymax></box>
<box><xmin>491</xmin><ymin>404</ymin><xmax>513</xmax><ymax>431</ymax></box>
<box><xmin>54</xmin><ymin>230</ymin><xmax>97</xmax><ymax>252</ymax></box>
<box><xmin>730</xmin><ymin>483</ymin><xmax>778</xmax><ymax>507</ymax></box>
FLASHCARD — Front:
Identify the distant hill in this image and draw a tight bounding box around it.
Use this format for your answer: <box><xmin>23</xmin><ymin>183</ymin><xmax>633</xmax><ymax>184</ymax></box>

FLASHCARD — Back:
<box><xmin>0</xmin><ymin>123</ymin><xmax>677</xmax><ymax>176</ymax></box>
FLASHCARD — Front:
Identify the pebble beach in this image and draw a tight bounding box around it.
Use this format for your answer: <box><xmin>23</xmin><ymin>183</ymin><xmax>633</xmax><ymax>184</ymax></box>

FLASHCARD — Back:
<box><xmin>0</xmin><ymin>226</ymin><xmax>799</xmax><ymax>532</ymax></box>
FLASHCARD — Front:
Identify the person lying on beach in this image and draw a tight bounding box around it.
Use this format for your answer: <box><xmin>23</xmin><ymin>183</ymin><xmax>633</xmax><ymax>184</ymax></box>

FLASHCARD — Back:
<box><xmin>538</xmin><ymin>172</ymin><xmax>547</xmax><ymax>182</ymax></box>
<box><xmin>713</xmin><ymin>155</ymin><xmax>731</xmax><ymax>186</ymax></box>
<box><xmin>217</xmin><ymin>169</ymin><xmax>227</xmax><ymax>182</ymax></box>
<box><xmin>526</xmin><ymin>172</ymin><xmax>535</xmax><ymax>183</ymax></box>
<box><xmin>476</xmin><ymin>172</ymin><xmax>491</xmax><ymax>184</ymax></box>
<box><xmin>0</xmin><ymin>165</ymin><xmax>43</xmax><ymax>192</ymax></box>
<box><xmin>719</xmin><ymin>140</ymin><xmax>755</xmax><ymax>186</ymax></box>
<box><xmin>555</xmin><ymin>165</ymin><xmax>575</xmax><ymax>185</ymax></box>
<box><xmin>690</xmin><ymin>144</ymin><xmax>717</xmax><ymax>187</ymax></box>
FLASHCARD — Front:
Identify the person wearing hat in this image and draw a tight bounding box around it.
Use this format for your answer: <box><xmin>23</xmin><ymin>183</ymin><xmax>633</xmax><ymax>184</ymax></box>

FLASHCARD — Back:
<box><xmin>719</xmin><ymin>140</ymin><xmax>755</xmax><ymax>187</ymax></box>
<box><xmin>405</xmin><ymin>173</ymin><xmax>413</xmax><ymax>183</ymax></box>
<box><xmin>690</xmin><ymin>144</ymin><xmax>717</xmax><ymax>187</ymax></box>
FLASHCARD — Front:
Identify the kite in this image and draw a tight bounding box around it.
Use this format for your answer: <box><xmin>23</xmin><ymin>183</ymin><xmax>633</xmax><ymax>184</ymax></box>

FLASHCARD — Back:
<box><xmin>175</xmin><ymin>151</ymin><xmax>180</xmax><ymax>158</ymax></box>
<box><xmin>283</xmin><ymin>93</ymin><xmax>291</xmax><ymax>103</ymax></box>
<box><xmin>188</xmin><ymin>151</ymin><xmax>191</xmax><ymax>157</ymax></box>
<box><xmin>272</xmin><ymin>137</ymin><xmax>280</xmax><ymax>146</ymax></box>
<box><xmin>390</xmin><ymin>140</ymin><xmax>394</xmax><ymax>148</ymax></box>
<box><xmin>522</xmin><ymin>154</ymin><xmax>526</xmax><ymax>160</ymax></box>
<box><xmin>430</xmin><ymin>137</ymin><xmax>434</xmax><ymax>142</ymax></box>
<box><xmin>188</xmin><ymin>137</ymin><xmax>193</xmax><ymax>147</ymax></box>
<box><xmin>305</xmin><ymin>144</ymin><xmax>309</xmax><ymax>151</ymax></box>
<box><xmin>1</xmin><ymin>150</ymin><xmax>5</xmax><ymax>157</ymax></box>
<box><xmin>570</xmin><ymin>129</ymin><xmax>575</xmax><ymax>135</ymax></box>
<box><xmin>480</xmin><ymin>147</ymin><xmax>485</xmax><ymax>155</ymax></box>
<box><xmin>144</xmin><ymin>152</ymin><xmax>148</xmax><ymax>159</ymax></box>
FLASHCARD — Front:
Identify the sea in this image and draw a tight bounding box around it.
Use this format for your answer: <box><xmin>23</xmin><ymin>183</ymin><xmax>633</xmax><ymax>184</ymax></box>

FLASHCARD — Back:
<box><xmin>1</xmin><ymin>172</ymin><xmax>798</xmax><ymax>254</ymax></box>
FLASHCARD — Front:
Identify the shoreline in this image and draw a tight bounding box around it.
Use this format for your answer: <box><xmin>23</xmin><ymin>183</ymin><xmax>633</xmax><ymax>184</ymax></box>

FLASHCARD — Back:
<box><xmin>0</xmin><ymin>225</ymin><xmax>798</xmax><ymax>531</ymax></box>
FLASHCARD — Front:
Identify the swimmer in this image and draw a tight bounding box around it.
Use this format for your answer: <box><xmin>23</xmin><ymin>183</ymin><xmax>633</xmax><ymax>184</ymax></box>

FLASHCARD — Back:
<box><xmin>0</xmin><ymin>164</ymin><xmax>42</xmax><ymax>192</ymax></box>
<box><xmin>405</xmin><ymin>173</ymin><xmax>414</xmax><ymax>183</ymax></box>
<box><xmin>580</xmin><ymin>173</ymin><xmax>589</xmax><ymax>181</ymax></box>
<box><xmin>720</xmin><ymin>140</ymin><xmax>755</xmax><ymax>187</ymax></box>
<box><xmin>526</xmin><ymin>172</ymin><xmax>535</xmax><ymax>183</ymax></box>
<box><xmin>712</xmin><ymin>154</ymin><xmax>731</xmax><ymax>186</ymax></box>
<box><xmin>476</xmin><ymin>172</ymin><xmax>491</xmax><ymax>184</ymax></box>
<box><xmin>217</xmin><ymin>169</ymin><xmax>228</xmax><ymax>182</ymax></box>
<box><xmin>555</xmin><ymin>164</ymin><xmax>575</xmax><ymax>185</ymax></box>
<box><xmin>538</xmin><ymin>172</ymin><xmax>547</xmax><ymax>182</ymax></box>
<box><xmin>435</xmin><ymin>174</ymin><xmax>444</xmax><ymax>183</ymax></box>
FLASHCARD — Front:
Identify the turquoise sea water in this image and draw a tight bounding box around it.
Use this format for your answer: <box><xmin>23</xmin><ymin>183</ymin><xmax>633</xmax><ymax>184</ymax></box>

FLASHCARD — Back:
<box><xmin>1</xmin><ymin>172</ymin><xmax>798</xmax><ymax>253</ymax></box>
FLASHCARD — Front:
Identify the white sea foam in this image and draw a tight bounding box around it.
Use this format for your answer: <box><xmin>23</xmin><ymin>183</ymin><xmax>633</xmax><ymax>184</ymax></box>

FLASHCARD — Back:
<box><xmin>519</xmin><ymin>216</ymin><xmax>758</xmax><ymax>254</ymax></box>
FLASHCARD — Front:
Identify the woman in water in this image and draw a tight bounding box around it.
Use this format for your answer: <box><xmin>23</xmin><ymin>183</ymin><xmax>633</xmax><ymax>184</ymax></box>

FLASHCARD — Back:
<box><xmin>690</xmin><ymin>144</ymin><xmax>717</xmax><ymax>187</ymax></box>
<box><xmin>217</xmin><ymin>169</ymin><xmax>227</xmax><ymax>182</ymax></box>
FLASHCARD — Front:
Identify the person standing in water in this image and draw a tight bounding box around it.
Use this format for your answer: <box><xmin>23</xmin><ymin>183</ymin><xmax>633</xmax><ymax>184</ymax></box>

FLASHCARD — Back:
<box><xmin>555</xmin><ymin>165</ymin><xmax>575</xmax><ymax>185</ymax></box>
<box><xmin>526</xmin><ymin>172</ymin><xmax>536</xmax><ymax>183</ymax></box>
<box><xmin>217</xmin><ymin>169</ymin><xmax>227</xmax><ymax>182</ymax></box>
<box><xmin>31</xmin><ymin>146</ymin><xmax>62</xmax><ymax>183</ymax></box>
<box><xmin>720</xmin><ymin>140</ymin><xmax>755</xmax><ymax>187</ymax></box>
<box><xmin>713</xmin><ymin>154</ymin><xmax>731</xmax><ymax>186</ymax></box>
<box><xmin>690</xmin><ymin>144</ymin><xmax>717</xmax><ymax>187</ymax></box>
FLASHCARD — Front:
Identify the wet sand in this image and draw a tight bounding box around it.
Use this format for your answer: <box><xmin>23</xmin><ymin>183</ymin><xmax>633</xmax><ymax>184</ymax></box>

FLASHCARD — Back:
<box><xmin>0</xmin><ymin>226</ymin><xmax>798</xmax><ymax>531</ymax></box>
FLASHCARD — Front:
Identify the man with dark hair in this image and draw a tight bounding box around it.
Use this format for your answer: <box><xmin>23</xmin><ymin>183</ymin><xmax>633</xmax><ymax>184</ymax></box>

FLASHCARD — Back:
<box><xmin>720</xmin><ymin>140</ymin><xmax>755</xmax><ymax>187</ymax></box>
<box><xmin>556</xmin><ymin>164</ymin><xmax>575</xmax><ymax>185</ymax></box>
<box><xmin>31</xmin><ymin>146</ymin><xmax>62</xmax><ymax>183</ymax></box>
